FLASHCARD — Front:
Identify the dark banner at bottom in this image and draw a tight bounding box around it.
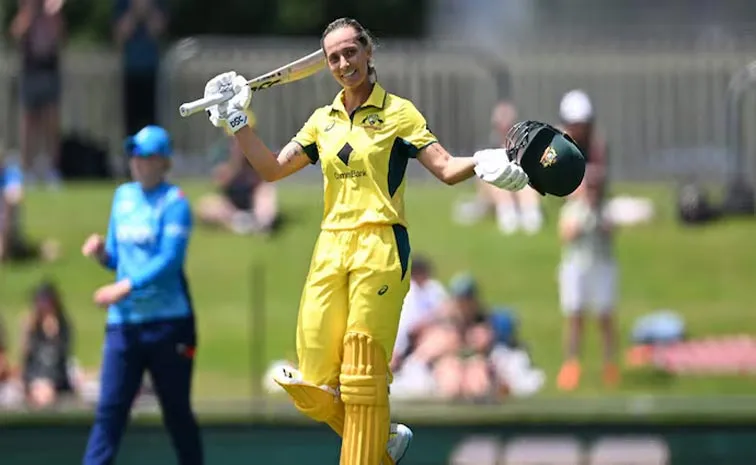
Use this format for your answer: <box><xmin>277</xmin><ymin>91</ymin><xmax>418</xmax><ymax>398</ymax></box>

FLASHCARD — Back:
<box><xmin>2</xmin><ymin>421</ymin><xmax>756</xmax><ymax>465</ymax></box>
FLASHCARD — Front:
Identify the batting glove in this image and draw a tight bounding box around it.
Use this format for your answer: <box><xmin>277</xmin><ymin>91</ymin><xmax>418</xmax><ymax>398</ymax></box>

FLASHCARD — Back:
<box><xmin>204</xmin><ymin>71</ymin><xmax>256</xmax><ymax>134</ymax></box>
<box><xmin>473</xmin><ymin>148</ymin><xmax>529</xmax><ymax>191</ymax></box>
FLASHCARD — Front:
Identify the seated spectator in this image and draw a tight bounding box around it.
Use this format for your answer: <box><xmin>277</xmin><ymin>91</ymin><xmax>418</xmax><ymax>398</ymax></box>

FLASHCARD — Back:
<box><xmin>0</xmin><ymin>315</ymin><xmax>22</xmax><ymax>408</ymax></box>
<box><xmin>425</xmin><ymin>274</ymin><xmax>499</xmax><ymax>400</ymax></box>
<box><xmin>392</xmin><ymin>273</ymin><xmax>501</xmax><ymax>401</ymax></box>
<box><xmin>453</xmin><ymin>101</ymin><xmax>544</xmax><ymax>234</ymax></box>
<box><xmin>392</xmin><ymin>255</ymin><xmax>448</xmax><ymax>371</ymax></box>
<box><xmin>0</xmin><ymin>317</ymin><xmax>10</xmax><ymax>383</ymax></box>
<box><xmin>20</xmin><ymin>280</ymin><xmax>76</xmax><ymax>408</ymax></box>
<box><xmin>0</xmin><ymin>152</ymin><xmax>59</xmax><ymax>263</ymax></box>
<box><xmin>196</xmin><ymin>137</ymin><xmax>280</xmax><ymax>235</ymax></box>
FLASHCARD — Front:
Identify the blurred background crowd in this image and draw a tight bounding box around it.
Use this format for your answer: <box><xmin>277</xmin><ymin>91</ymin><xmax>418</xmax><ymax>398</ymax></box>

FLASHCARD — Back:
<box><xmin>1</xmin><ymin>1</ymin><xmax>756</xmax><ymax>463</ymax></box>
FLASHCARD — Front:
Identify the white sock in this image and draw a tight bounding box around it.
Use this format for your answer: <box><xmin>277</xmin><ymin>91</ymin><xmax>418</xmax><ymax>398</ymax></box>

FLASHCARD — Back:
<box><xmin>521</xmin><ymin>207</ymin><xmax>543</xmax><ymax>234</ymax></box>
<box><xmin>496</xmin><ymin>203</ymin><xmax>519</xmax><ymax>234</ymax></box>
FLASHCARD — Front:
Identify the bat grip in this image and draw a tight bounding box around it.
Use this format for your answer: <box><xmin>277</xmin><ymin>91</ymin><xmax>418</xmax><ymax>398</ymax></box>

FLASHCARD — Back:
<box><xmin>179</xmin><ymin>91</ymin><xmax>234</xmax><ymax>118</ymax></box>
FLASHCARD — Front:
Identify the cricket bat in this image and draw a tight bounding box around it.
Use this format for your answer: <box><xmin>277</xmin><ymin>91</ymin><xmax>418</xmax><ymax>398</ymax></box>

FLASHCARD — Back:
<box><xmin>178</xmin><ymin>49</ymin><xmax>326</xmax><ymax>118</ymax></box>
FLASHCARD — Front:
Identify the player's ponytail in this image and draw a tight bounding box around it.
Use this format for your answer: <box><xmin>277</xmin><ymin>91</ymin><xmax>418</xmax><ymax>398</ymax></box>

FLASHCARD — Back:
<box><xmin>322</xmin><ymin>17</ymin><xmax>378</xmax><ymax>83</ymax></box>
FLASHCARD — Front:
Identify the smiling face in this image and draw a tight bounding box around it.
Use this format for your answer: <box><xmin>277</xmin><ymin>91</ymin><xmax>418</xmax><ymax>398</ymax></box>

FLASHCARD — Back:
<box><xmin>322</xmin><ymin>25</ymin><xmax>372</xmax><ymax>91</ymax></box>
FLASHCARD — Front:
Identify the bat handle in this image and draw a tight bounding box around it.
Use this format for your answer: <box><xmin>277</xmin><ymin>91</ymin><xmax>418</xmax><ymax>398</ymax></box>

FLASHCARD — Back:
<box><xmin>178</xmin><ymin>91</ymin><xmax>234</xmax><ymax>118</ymax></box>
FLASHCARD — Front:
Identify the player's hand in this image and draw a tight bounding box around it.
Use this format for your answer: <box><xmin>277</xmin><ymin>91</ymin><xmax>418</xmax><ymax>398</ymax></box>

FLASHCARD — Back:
<box><xmin>204</xmin><ymin>71</ymin><xmax>256</xmax><ymax>134</ymax></box>
<box><xmin>473</xmin><ymin>148</ymin><xmax>529</xmax><ymax>191</ymax></box>
<box><xmin>82</xmin><ymin>234</ymin><xmax>105</xmax><ymax>259</ymax></box>
<box><xmin>93</xmin><ymin>280</ymin><xmax>132</xmax><ymax>308</ymax></box>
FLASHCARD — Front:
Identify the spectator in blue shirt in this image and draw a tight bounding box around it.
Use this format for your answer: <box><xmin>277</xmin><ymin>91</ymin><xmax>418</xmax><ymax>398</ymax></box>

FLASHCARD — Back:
<box><xmin>80</xmin><ymin>125</ymin><xmax>203</xmax><ymax>465</ymax></box>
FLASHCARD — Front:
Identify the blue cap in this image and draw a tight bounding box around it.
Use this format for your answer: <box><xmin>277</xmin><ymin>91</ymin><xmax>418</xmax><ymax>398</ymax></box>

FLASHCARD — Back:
<box><xmin>449</xmin><ymin>272</ymin><xmax>478</xmax><ymax>298</ymax></box>
<box><xmin>125</xmin><ymin>125</ymin><xmax>172</xmax><ymax>157</ymax></box>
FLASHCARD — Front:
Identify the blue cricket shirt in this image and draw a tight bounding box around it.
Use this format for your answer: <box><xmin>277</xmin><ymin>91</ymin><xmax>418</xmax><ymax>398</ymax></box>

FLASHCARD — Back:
<box><xmin>103</xmin><ymin>181</ymin><xmax>194</xmax><ymax>326</ymax></box>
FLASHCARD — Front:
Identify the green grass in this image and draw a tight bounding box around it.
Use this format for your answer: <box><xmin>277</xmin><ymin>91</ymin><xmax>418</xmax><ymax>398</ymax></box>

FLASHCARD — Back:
<box><xmin>2</xmin><ymin>179</ymin><xmax>756</xmax><ymax>403</ymax></box>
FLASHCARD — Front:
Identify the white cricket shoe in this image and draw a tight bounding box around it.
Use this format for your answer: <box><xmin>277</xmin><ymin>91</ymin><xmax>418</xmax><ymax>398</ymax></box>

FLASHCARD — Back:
<box><xmin>386</xmin><ymin>423</ymin><xmax>413</xmax><ymax>464</ymax></box>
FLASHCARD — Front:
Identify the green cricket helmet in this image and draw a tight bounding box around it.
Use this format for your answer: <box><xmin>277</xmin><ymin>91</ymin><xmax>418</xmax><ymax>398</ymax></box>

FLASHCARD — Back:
<box><xmin>505</xmin><ymin>120</ymin><xmax>586</xmax><ymax>197</ymax></box>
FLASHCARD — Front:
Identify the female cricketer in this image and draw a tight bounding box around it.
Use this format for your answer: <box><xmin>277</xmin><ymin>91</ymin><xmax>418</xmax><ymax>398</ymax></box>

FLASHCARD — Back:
<box><xmin>201</xmin><ymin>17</ymin><xmax>579</xmax><ymax>465</ymax></box>
<box><xmin>80</xmin><ymin>125</ymin><xmax>203</xmax><ymax>465</ymax></box>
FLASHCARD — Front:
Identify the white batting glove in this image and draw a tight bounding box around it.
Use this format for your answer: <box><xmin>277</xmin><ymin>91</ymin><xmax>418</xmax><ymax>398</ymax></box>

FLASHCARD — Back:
<box><xmin>473</xmin><ymin>148</ymin><xmax>529</xmax><ymax>191</ymax></box>
<box><xmin>204</xmin><ymin>71</ymin><xmax>255</xmax><ymax>134</ymax></box>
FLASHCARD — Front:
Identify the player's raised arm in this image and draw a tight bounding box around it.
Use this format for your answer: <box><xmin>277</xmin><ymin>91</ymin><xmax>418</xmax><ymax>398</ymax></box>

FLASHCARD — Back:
<box><xmin>202</xmin><ymin>72</ymin><xmax>311</xmax><ymax>182</ymax></box>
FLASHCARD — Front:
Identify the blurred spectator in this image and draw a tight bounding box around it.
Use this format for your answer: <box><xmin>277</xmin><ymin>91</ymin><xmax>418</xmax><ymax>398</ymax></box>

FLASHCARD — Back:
<box><xmin>20</xmin><ymin>280</ymin><xmax>76</xmax><ymax>408</ymax></box>
<box><xmin>114</xmin><ymin>0</ymin><xmax>167</xmax><ymax>138</ymax></box>
<box><xmin>392</xmin><ymin>273</ymin><xmax>502</xmax><ymax>401</ymax></box>
<box><xmin>0</xmin><ymin>320</ymin><xmax>9</xmax><ymax>383</ymax></box>
<box><xmin>196</xmin><ymin>137</ymin><xmax>280</xmax><ymax>235</ymax></box>
<box><xmin>0</xmin><ymin>152</ymin><xmax>60</xmax><ymax>263</ymax></box>
<box><xmin>10</xmin><ymin>0</ymin><xmax>66</xmax><ymax>187</ymax></box>
<box><xmin>453</xmin><ymin>101</ymin><xmax>543</xmax><ymax>234</ymax></box>
<box><xmin>392</xmin><ymin>255</ymin><xmax>448</xmax><ymax>371</ymax></box>
<box><xmin>0</xmin><ymin>316</ymin><xmax>16</xmax><ymax>402</ymax></box>
<box><xmin>558</xmin><ymin>89</ymin><xmax>609</xmax><ymax>199</ymax></box>
<box><xmin>556</xmin><ymin>168</ymin><xmax>619</xmax><ymax>391</ymax></box>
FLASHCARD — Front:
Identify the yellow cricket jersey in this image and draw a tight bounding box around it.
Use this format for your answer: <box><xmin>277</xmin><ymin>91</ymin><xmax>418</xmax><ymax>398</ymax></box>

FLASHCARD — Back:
<box><xmin>292</xmin><ymin>83</ymin><xmax>437</xmax><ymax>231</ymax></box>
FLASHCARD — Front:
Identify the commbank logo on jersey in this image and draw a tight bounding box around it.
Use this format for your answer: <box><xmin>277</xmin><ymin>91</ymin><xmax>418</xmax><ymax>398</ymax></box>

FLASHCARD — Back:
<box><xmin>337</xmin><ymin>143</ymin><xmax>353</xmax><ymax>166</ymax></box>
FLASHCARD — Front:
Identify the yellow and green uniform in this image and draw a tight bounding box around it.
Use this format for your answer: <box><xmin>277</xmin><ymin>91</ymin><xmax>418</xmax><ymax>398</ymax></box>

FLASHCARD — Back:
<box><xmin>281</xmin><ymin>83</ymin><xmax>437</xmax><ymax>465</ymax></box>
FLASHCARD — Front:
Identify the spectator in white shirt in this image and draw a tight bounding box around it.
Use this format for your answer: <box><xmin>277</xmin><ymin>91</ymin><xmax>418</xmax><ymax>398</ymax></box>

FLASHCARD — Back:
<box><xmin>392</xmin><ymin>256</ymin><xmax>447</xmax><ymax>370</ymax></box>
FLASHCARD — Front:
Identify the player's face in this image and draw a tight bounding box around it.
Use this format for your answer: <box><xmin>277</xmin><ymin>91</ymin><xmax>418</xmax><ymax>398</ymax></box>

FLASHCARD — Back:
<box><xmin>130</xmin><ymin>155</ymin><xmax>168</xmax><ymax>189</ymax></box>
<box><xmin>323</xmin><ymin>27</ymin><xmax>371</xmax><ymax>90</ymax></box>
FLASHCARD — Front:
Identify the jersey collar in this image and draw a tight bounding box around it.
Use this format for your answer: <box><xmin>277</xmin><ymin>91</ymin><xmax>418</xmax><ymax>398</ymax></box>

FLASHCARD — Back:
<box><xmin>330</xmin><ymin>83</ymin><xmax>388</xmax><ymax>116</ymax></box>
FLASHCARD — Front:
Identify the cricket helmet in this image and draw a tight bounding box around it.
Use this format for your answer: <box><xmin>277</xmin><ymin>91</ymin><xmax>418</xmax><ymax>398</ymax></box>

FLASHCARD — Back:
<box><xmin>505</xmin><ymin>120</ymin><xmax>586</xmax><ymax>197</ymax></box>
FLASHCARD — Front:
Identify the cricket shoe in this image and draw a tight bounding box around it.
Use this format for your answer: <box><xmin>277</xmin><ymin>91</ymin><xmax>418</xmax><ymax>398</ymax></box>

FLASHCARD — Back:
<box><xmin>386</xmin><ymin>423</ymin><xmax>413</xmax><ymax>464</ymax></box>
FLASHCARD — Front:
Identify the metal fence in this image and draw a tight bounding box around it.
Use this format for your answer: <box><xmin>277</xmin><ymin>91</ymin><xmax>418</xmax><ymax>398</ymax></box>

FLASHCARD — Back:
<box><xmin>2</xmin><ymin>38</ymin><xmax>756</xmax><ymax>182</ymax></box>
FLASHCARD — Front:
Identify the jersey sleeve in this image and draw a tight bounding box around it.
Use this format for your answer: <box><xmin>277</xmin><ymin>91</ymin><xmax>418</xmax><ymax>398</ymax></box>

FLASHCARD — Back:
<box><xmin>101</xmin><ymin>189</ymin><xmax>120</xmax><ymax>270</ymax></box>
<box><xmin>399</xmin><ymin>102</ymin><xmax>438</xmax><ymax>157</ymax></box>
<box><xmin>103</xmin><ymin>208</ymin><xmax>119</xmax><ymax>270</ymax></box>
<box><xmin>128</xmin><ymin>194</ymin><xmax>192</xmax><ymax>290</ymax></box>
<box><xmin>291</xmin><ymin>109</ymin><xmax>322</xmax><ymax>164</ymax></box>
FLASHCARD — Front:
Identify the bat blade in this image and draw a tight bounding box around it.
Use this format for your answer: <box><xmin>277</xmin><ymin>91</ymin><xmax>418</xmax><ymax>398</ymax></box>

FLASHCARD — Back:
<box><xmin>246</xmin><ymin>49</ymin><xmax>326</xmax><ymax>92</ymax></box>
<box><xmin>178</xmin><ymin>49</ymin><xmax>326</xmax><ymax>118</ymax></box>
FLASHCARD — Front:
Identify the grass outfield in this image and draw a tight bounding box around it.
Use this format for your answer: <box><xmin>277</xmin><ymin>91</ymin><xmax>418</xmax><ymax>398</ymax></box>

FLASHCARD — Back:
<box><xmin>2</xmin><ymin>178</ymin><xmax>755</xmax><ymax>401</ymax></box>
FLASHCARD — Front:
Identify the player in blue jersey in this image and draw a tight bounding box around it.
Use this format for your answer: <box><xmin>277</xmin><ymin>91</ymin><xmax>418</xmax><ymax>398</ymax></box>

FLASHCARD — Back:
<box><xmin>80</xmin><ymin>125</ymin><xmax>203</xmax><ymax>465</ymax></box>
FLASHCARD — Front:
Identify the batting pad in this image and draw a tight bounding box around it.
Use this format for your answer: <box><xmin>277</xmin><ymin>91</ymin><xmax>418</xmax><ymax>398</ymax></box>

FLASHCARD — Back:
<box><xmin>273</xmin><ymin>365</ymin><xmax>345</xmax><ymax>433</ymax></box>
<box><xmin>339</xmin><ymin>333</ymin><xmax>391</xmax><ymax>465</ymax></box>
